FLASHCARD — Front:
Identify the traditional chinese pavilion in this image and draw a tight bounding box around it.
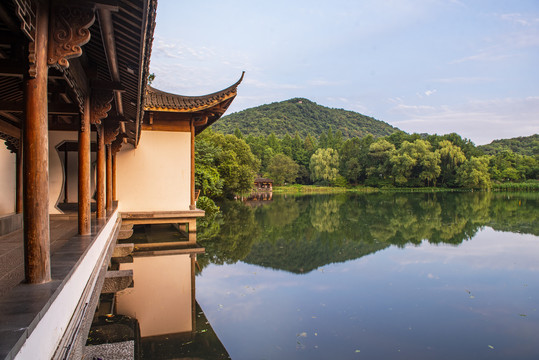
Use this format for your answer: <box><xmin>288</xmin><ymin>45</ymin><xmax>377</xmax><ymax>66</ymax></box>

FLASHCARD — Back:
<box><xmin>0</xmin><ymin>0</ymin><xmax>241</xmax><ymax>358</ymax></box>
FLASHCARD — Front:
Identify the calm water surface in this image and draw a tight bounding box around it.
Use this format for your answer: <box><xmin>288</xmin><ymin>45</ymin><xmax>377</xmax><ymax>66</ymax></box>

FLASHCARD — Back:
<box><xmin>195</xmin><ymin>192</ymin><xmax>539</xmax><ymax>360</ymax></box>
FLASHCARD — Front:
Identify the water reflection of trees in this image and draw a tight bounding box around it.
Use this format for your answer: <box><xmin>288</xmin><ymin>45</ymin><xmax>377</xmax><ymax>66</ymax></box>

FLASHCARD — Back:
<box><xmin>197</xmin><ymin>192</ymin><xmax>538</xmax><ymax>274</ymax></box>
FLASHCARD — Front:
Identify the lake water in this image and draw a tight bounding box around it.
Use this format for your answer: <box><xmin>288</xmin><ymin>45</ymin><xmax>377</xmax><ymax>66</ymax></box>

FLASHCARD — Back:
<box><xmin>194</xmin><ymin>192</ymin><xmax>539</xmax><ymax>360</ymax></box>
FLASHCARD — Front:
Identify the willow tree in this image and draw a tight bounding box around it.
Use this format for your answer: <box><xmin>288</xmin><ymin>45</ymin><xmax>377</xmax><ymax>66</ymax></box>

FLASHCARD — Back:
<box><xmin>310</xmin><ymin>148</ymin><xmax>340</xmax><ymax>183</ymax></box>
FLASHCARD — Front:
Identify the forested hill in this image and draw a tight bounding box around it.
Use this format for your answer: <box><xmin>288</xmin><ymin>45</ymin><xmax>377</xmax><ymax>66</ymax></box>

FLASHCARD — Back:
<box><xmin>212</xmin><ymin>98</ymin><xmax>400</xmax><ymax>138</ymax></box>
<box><xmin>478</xmin><ymin>134</ymin><xmax>539</xmax><ymax>156</ymax></box>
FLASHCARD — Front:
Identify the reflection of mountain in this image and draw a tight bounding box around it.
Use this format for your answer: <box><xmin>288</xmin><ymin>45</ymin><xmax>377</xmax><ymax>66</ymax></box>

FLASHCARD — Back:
<box><xmin>244</xmin><ymin>236</ymin><xmax>388</xmax><ymax>274</ymax></box>
<box><xmin>197</xmin><ymin>192</ymin><xmax>539</xmax><ymax>274</ymax></box>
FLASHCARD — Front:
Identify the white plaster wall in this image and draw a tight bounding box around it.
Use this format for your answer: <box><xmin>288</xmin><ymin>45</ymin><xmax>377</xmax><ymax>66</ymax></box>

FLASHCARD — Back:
<box><xmin>116</xmin><ymin>131</ymin><xmax>190</xmax><ymax>212</ymax></box>
<box><xmin>117</xmin><ymin>254</ymin><xmax>192</xmax><ymax>337</ymax></box>
<box><xmin>0</xmin><ymin>145</ymin><xmax>16</xmax><ymax>215</ymax></box>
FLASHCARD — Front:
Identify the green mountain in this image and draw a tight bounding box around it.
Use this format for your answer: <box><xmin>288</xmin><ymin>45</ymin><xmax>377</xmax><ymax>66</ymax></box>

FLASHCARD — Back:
<box><xmin>212</xmin><ymin>98</ymin><xmax>400</xmax><ymax>138</ymax></box>
<box><xmin>478</xmin><ymin>134</ymin><xmax>539</xmax><ymax>156</ymax></box>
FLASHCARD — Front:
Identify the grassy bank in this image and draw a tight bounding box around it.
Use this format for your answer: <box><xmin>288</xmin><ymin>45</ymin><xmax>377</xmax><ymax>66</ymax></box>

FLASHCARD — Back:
<box><xmin>273</xmin><ymin>184</ymin><xmax>353</xmax><ymax>193</ymax></box>
<box><xmin>273</xmin><ymin>185</ymin><xmax>453</xmax><ymax>194</ymax></box>
<box><xmin>492</xmin><ymin>180</ymin><xmax>539</xmax><ymax>192</ymax></box>
<box><xmin>273</xmin><ymin>181</ymin><xmax>539</xmax><ymax>194</ymax></box>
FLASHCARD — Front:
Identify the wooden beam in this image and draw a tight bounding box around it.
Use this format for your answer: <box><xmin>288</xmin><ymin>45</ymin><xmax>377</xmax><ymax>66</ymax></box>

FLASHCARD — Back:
<box><xmin>141</xmin><ymin>122</ymin><xmax>190</xmax><ymax>132</ymax></box>
<box><xmin>0</xmin><ymin>101</ymin><xmax>80</xmax><ymax>115</ymax></box>
<box><xmin>78</xmin><ymin>99</ymin><xmax>91</xmax><ymax>235</ymax></box>
<box><xmin>98</xmin><ymin>8</ymin><xmax>123</xmax><ymax>116</ymax></box>
<box><xmin>0</xmin><ymin>112</ymin><xmax>21</xmax><ymax>125</ymax></box>
<box><xmin>0</xmin><ymin>119</ymin><xmax>20</xmax><ymax>138</ymax></box>
<box><xmin>23</xmin><ymin>1</ymin><xmax>51</xmax><ymax>284</ymax></box>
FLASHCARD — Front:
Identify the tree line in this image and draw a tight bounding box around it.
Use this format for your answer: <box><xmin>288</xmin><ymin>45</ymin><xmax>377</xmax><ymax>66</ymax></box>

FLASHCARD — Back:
<box><xmin>196</xmin><ymin>127</ymin><xmax>538</xmax><ymax>199</ymax></box>
<box><xmin>196</xmin><ymin>192</ymin><xmax>538</xmax><ymax>273</ymax></box>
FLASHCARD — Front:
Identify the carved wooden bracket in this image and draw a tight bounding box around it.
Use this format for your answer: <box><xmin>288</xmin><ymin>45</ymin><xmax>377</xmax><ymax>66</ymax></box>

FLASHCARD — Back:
<box><xmin>111</xmin><ymin>133</ymin><xmax>126</xmax><ymax>154</ymax></box>
<box><xmin>103</xmin><ymin>119</ymin><xmax>120</xmax><ymax>145</ymax></box>
<box><xmin>193</xmin><ymin>115</ymin><xmax>209</xmax><ymax>127</ymax></box>
<box><xmin>48</xmin><ymin>3</ymin><xmax>95</xmax><ymax>69</ymax></box>
<box><xmin>0</xmin><ymin>134</ymin><xmax>20</xmax><ymax>153</ymax></box>
<box><xmin>90</xmin><ymin>89</ymin><xmax>114</xmax><ymax>126</ymax></box>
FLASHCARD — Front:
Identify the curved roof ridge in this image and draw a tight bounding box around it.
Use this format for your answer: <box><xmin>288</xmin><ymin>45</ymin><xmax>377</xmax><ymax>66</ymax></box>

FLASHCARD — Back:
<box><xmin>144</xmin><ymin>72</ymin><xmax>244</xmax><ymax>112</ymax></box>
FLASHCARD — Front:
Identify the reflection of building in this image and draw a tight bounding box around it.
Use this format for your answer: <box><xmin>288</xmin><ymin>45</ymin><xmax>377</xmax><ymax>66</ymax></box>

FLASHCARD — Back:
<box><xmin>254</xmin><ymin>177</ymin><xmax>273</xmax><ymax>191</ymax></box>
<box><xmin>243</xmin><ymin>191</ymin><xmax>273</xmax><ymax>208</ymax></box>
<box><xmin>116</xmin><ymin>242</ymin><xmax>202</xmax><ymax>340</ymax></box>
<box><xmin>0</xmin><ymin>1</ymin><xmax>239</xmax><ymax>358</ymax></box>
<box><xmin>86</xmin><ymin>230</ymin><xmax>230</xmax><ymax>359</ymax></box>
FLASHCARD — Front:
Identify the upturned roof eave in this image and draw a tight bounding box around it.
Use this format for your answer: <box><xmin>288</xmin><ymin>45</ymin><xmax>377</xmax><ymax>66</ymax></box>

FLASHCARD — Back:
<box><xmin>144</xmin><ymin>71</ymin><xmax>244</xmax><ymax>113</ymax></box>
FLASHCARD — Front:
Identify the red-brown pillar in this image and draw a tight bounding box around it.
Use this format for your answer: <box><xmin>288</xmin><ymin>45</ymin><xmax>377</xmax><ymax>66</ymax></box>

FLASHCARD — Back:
<box><xmin>112</xmin><ymin>153</ymin><xmax>117</xmax><ymax>201</ymax></box>
<box><xmin>190</xmin><ymin>119</ymin><xmax>195</xmax><ymax>210</ymax></box>
<box><xmin>16</xmin><ymin>144</ymin><xmax>23</xmax><ymax>214</ymax></box>
<box><xmin>23</xmin><ymin>1</ymin><xmax>50</xmax><ymax>284</ymax></box>
<box><xmin>96</xmin><ymin>125</ymin><xmax>106</xmax><ymax>218</ymax></box>
<box><xmin>106</xmin><ymin>144</ymin><xmax>112</xmax><ymax>212</ymax></box>
<box><xmin>78</xmin><ymin>96</ymin><xmax>91</xmax><ymax>235</ymax></box>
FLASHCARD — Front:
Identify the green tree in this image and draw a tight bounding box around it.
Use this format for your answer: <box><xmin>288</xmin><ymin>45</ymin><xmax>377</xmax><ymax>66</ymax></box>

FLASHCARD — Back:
<box><xmin>197</xmin><ymin>129</ymin><xmax>260</xmax><ymax>197</ymax></box>
<box><xmin>310</xmin><ymin>148</ymin><xmax>340</xmax><ymax>183</ymax></box>
<box><xmin>339</xmin><ymin>136</ymin><xmax>374</xmax><ymax>185</ymax></box>
<box><xmin>420</xmin><ymin>150</ymin><xmax>441</xmax><ymax>186</ymax></box>
<box><xmin>367</xmin><ymin>138</ymin><xmax>395</xmax><ymax>181</ymax></box>
<box><xmin>233</xmin><ymin>127</ymin><xmax>244</xmax><ymax>139</ymax></box>
<box><xmin>436</xmin><ymin>140</ymin><xmax>466</xmax><ymax>187</ymax></box>
<box><xmin>267</xmin><ymin>153</ymin><xmax>300</xmax><ymax>185</ymax></box>
<box><xmin>390</xmin><ymin>139</ymin><xmax>440</xmax><ymax>186</ymax></box>
<box><xmin>457</xmin><ymin>156</ymin><xmax>492</xmax><ymax>188</ymax></box>
<box><xmin>195</xmin><ymin>135</ymin><xmax>223</xmax><ymax>197</ymax></box>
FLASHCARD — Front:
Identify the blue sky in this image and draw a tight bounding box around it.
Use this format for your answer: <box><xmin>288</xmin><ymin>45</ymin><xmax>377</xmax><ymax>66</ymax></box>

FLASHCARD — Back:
<box><xmin>149</xmin><ymin>0</ymin><xmax>539</xmax><ymax>145</ymax></box>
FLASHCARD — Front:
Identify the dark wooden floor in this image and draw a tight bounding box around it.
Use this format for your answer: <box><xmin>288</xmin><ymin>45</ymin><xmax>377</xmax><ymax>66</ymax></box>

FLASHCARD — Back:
<box><xmin>0</xmin><ymin>218</ymin><xmax>79</xmax><ymax>299</ymax></box>
<box><xmin>0</xmin><ymin>206</ymin><xmax>118</xmax><ymax>360</ymax></box>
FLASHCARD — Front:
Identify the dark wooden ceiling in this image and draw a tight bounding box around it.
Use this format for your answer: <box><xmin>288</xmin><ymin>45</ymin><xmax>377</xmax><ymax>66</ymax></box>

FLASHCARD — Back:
<box><xmin>0</xmin><ymin>0</ymin><xmax>156</xmax><ymax>149</ymax></box>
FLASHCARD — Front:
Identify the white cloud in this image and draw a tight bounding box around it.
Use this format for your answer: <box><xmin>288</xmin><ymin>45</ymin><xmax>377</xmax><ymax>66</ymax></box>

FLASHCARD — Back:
<box><xmin>389</xmin><ymin>96</ymin><xmax>539</xmax><ymax>144</ymax></box>
<box><xmin>396</xmin><ymin>228</ymin><xmax>539</xmax><ymax>272</ymax></box>
<box><xmin>498</xmin><ymin>13</ymin><xmax>538</xmax><ymax>27</ymax></box>
<box><xmin>244</xmin><ymin>78</ymin><xmax>304</xmax><ymax>90</ymax></box>
<box><xmin>424</xmin><ymin>89</ymin><xmax>437</xmax><ymax>97</ymax></box>
<box><xmin>431</xmin><ymin>77</ymin><xmax>494</xmax><ymax>84</ymax></box>
<box><xmin>450</xmin><ymin>49</ymin><xmax>515</xmax><ymax>64</ymax></box>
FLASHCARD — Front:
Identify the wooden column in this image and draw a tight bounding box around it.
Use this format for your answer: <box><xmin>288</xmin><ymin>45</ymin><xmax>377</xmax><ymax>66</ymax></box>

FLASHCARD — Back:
<box><xmin>112</xmin><ymin>153</ymin><xmax>117</xmax><ymax>201</ymax></box>
<box><xmin>106</xmin><ymin>144</ymin><xmax>112</xmax><ymax>212</ymax></box>
<box><xmin>96</xmin><ymin>125</ymin><xmax>106</xmax><ymax>218</ymax></box>
<box><xmin>16</xmin><ymin>145</ymin><xmax>23</xmax><ymax>214</ymax></box>
<box><xmin>78</xmin><ymin>96</ymin><xmax>91</xmax><ymax>235</ymax></box>
<box><xmin>190</xmin><ymin>119</ymin><xmax>195</xmax><ymax>210</ymax></box>
<box><xmin>23</xmin><ymin>1</ymin><xmax>50</xmax><ymax>284</ymax></box>
<box><xmin>90</xmin><ymin>90</ymin><xmax>113</xmax><ymax>218</ymax></box>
